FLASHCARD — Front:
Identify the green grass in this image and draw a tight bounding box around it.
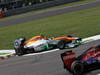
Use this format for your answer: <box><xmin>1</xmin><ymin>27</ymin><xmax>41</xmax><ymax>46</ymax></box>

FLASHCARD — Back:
<box><xmin>0</xmin><ymin>6</ymin><xmax>100</xmax><ymax>49</ymax></box>
<box><xmin>0</xmin><ymin>0</ymin><xmax>98</xmax><ymax>22</ymax></box>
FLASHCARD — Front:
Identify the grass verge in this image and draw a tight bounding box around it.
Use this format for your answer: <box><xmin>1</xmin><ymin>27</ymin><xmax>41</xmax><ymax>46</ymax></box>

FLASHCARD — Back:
<box><xmin>0</xmin><ymin>6</ymin><xmax>100</xmax><ymax>49</ymax></box>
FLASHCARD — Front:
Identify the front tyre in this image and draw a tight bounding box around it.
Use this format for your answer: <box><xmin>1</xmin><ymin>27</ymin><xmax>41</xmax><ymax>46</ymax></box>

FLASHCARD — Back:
<box><xmin>57</xmin><ymin>40</ymin><xmax>65</xmax><ymax>49</ymax></box>
<box><xmin>71</xmin><ymin>61</ymin><xmax>84</xmax><ymax>75</ymax></box>
<box><xmin>76</xmin><ymin>38</ymin><xmax>82</xmax><ymax>45</ymax></box>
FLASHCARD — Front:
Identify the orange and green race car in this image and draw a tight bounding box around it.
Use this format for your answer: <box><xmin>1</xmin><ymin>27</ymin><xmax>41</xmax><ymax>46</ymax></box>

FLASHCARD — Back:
<box><xmin>14</xmin><ymin>35</ymin><xmax>82</xmax><ymax>56</ymax></box>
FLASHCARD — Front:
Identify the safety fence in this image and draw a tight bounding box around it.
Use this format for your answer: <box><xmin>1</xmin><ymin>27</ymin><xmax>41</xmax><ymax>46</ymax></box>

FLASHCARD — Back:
<box><xmin>0</xmin><ymin>0</ymin><xmax>80</xmax><ymax>18</ymax></box>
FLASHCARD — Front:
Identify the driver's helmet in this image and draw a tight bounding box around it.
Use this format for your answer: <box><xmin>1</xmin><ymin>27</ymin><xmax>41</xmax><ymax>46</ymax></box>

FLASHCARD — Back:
<box><xmin>40</xmin><ymin>35</ymin><xmax>44</xmax><ymax>38</ymax></box>
<box><xmin>40</xmin><ymin>35</ymin><xmax>48</xmax><ymax>40</ymax></box>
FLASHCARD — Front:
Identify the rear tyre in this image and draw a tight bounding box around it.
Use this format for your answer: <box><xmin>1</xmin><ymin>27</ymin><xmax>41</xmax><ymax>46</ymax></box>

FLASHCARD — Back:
<box><xmin>14</xmin><ymin>37</ymin><xmax>26</xmax><ymax>56</ymax></box>
<box><xmin>15</xmin><ymin>47</ymin><xmax>25</xmax><ymax>56</ymax></box>
<box><xmin>71</xmin><ymin>61</ymin><xmax>84</xmax><ymax>75</ymax></box>
<box><xmin>57</xmin><ymin>40</ymin><xmax>65</xmax><ymax>49</ymax></box>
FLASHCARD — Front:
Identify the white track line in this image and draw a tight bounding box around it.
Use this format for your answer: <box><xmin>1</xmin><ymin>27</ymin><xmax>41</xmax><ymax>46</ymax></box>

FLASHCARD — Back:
<box><xmin>83</xmin><ymin>35</ymin><xmax>100</xmax><ymax>43</ymax></box>
<box><xmin>24</xmin><ymin>49</ymin><xmax>59</xmax><ymax>56</ymax></box>
<box><xmin>0</xmin><ymin>50</ymin><xmax>15</xmax><ymax>53</ymax></box>
<box><xmin>0</xmin><ymin>50</ymin><xmax>15</xmax><ymax>57</ymax></box>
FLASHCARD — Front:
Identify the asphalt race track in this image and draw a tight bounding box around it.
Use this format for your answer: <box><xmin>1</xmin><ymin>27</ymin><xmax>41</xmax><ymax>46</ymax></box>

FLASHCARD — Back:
<box><xmin>0</xmin><ymin>0</ymin><xmax>100</xmax><ymax>27</ymax></box>
<box><xmin>0</xmin><ymin>40</ymin><xmax>100</xmax><ymax>75</ymax></box>
<box><xmin>0</xmin><ymin>1</ymin><xmax>100</xmax><ymax>75</ymax></box>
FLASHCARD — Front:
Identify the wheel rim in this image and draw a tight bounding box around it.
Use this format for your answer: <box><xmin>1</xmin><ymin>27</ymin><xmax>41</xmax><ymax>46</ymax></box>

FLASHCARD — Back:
<box><xmin>59</xmin><ymin>43</ymin><xmax>64</xmax><ymax>48</ymax></box>
<box><xmin>58</xmin><ymin>41</ymin><xmax>64</xmax><ymax>49</ymax></box>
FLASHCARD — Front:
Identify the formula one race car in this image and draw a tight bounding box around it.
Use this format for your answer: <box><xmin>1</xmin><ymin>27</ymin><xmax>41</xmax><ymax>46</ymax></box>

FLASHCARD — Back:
<box><xmin>61</xmin><ymin>45</ymin><xmax>100</xmax><ymax>75</ymax></box>
<box><xmin>14</xmin><ymin>35</ymin><xmax>82</xmax><ymax>56</ymax></box>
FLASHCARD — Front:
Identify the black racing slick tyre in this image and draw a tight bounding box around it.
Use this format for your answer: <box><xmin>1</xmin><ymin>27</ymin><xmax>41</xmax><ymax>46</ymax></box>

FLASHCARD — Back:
<box><xmin>14</xmin><ymin>37</ymin><xmax>26</xmax><ymax>56</ymax></box>
<box><xmin>15</xmin><ymin>47</ymin><xmax>25</xmax><ymax>56</ymax></box>
<box><xmin>57</xmin><ymin>40</ymin><xmax>65</xmax><ymax>49</ymax></box>
<box><xmin>71</xmin><ymin>61</ymin><xmax>84</xmax><ymax>75</ymax></box>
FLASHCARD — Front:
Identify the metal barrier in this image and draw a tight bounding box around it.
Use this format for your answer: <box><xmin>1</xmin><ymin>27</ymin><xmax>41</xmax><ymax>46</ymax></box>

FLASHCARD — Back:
<box><xmin>5</xmin><ymin>0</ymin><xmax>80</xmax><ymax>16</ymax></box>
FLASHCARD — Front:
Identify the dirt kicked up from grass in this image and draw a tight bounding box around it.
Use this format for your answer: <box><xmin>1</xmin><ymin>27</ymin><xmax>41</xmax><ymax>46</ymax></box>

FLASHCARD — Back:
<box><xmin>0</xmin><ymin>53</ymin><xmax>9</xmax><ymax>55</ymax></box>
<box><xmin>0</xmin><ymin>6</ymin><xmax>100</xmax><ymax>49</ymax></box>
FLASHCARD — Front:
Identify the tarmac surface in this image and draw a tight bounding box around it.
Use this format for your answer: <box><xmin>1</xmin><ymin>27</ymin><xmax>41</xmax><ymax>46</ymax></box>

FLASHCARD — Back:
<box><xmin>0</xmin><ymin>1</ymin><xmax>100</xmax><ymax>75</ymax></box>
<box><xmin>0</xmin><ymin>40</ymin><xmax>100</xmax><ymax>75</ymax></box>
<box><xmin>0</xmin><ymin>0</ymin><xmax>100</xmax><ymax>27</ymax></box>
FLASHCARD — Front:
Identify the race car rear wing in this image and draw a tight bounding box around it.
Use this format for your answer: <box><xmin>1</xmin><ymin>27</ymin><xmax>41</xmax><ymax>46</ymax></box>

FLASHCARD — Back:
<box><xmin>61</xmin><ymin>50</ymin><xmax>76</xmax><ymax>58</ymax></box>
<box><xmin>61</xmin><ymin>50</ymin><xmax>76</xmax><ymax>70</ymax></box>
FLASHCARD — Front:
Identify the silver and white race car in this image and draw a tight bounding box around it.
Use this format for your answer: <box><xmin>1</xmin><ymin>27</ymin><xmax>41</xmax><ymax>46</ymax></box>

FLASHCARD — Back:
<box><xmin>14</xmin><ymin>35</ymin><xmax>82</xmax><ymax>56</ymax></box>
